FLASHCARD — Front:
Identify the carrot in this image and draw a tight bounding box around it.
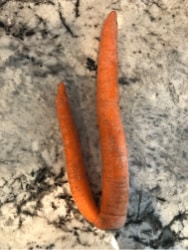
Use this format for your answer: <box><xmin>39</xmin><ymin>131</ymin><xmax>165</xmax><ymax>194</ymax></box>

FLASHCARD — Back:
<box><xmin>56</xmin><ymin>11</ymin><xmax>129</xmax><ymax>230</ymax></box>
<box><xmin>96</xmin><ymin>11</ymin><xmax>129</xmax><ymax>229</ymax></box>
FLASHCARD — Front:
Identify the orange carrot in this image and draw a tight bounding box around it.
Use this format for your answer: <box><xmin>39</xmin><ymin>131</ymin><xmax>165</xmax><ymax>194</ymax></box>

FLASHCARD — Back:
<box><xmin>97</xmin><ymin>11</ymin><xmax>129</xmax><ymax>229</ymax></box>
<box><xmin>56</xmin><ymin>11</ymin><xmax>129</xmax><ymax>230</ymax></box>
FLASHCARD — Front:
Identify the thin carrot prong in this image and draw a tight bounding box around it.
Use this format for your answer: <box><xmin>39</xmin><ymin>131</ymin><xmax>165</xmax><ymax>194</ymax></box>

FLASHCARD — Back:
<box><xmin>56</xmin><ymin>82</ymin><xmax>100</xmax><ymax>226</ymax></box>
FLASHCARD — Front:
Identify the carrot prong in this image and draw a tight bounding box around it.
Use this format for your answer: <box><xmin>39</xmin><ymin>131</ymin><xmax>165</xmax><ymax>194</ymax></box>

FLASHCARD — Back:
<box><xmin>56</xmin><ymin>82</ymin><xmax>100</xmax><ymax>226</ymax></box>
<box><xmin>97</xmin><ymin>11</ymin><xmax>129</xmax><ymax>229</ymax></box>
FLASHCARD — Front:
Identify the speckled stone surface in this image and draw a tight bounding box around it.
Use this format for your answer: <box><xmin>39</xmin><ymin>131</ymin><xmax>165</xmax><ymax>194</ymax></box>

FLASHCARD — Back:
<box><xmin>0</xmin><ymin>0</ymin><xmax>188</xmax><ymax>249</ymax></box>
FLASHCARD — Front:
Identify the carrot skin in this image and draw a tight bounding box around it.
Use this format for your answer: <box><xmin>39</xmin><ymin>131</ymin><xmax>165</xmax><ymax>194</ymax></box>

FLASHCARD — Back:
<box><xmin>97</xmin><ymin>11</ymin><xmax>129</xmax><ymax>229</ymax></box>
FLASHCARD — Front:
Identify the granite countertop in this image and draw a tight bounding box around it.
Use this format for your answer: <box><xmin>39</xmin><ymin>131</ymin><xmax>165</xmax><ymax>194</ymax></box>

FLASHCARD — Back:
<box><xmin>0</xmin><ymin>0</ymin><xmax>188</xmax><ymax>249</ymax></box>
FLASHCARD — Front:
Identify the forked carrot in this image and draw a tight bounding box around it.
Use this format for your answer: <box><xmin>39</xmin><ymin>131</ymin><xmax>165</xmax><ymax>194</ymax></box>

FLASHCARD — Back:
<box><xmin>56</xmin><ymin>11</ymin><xmax>129</xmax><ymax>229</ymax></box>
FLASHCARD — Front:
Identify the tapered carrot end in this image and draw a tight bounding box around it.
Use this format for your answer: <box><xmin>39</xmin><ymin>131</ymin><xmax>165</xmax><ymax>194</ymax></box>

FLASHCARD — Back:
<box><xmin>103</xmin><ymin>10</ymin><xmax>117</xmax><ymax>29</ymax></box>
<box><xmin>108</xmin><ymin>10</ymin><xmax>117</xmax><ymax>20</ymax></box>
<box><xmin>100</xmin><ymin>11</ymin><xmax>117</xmax><ymax>40</ymax></box>
<box><xmin>56</xmin><ymin>82</ymin><xmax>68</xmax><ymax>103</ymax></box>
<box><xmin>57</xmin><ymin>81</ymin><xmax>65</xmax><ymax>95</ymax></box>
<box><xmin>97</xmin><ymin>10</ymin><xmax>118</xmax><ymax>102</ymax></box>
